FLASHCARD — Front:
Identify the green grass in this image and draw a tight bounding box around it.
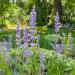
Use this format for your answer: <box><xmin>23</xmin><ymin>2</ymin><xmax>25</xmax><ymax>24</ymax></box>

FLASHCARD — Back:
<box><xmin>0</xmin><ymin>26</ymin><xmax>75</xmax><ymax>49</ymax></box>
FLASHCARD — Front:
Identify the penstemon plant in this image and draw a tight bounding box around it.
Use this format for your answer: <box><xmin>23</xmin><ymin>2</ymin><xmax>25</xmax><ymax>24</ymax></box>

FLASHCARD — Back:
<box><xmin>54</xmin><ymin>11</ymin><xmax>61</xmax><ymax>33</ymax></box>
<box><xmin>7</xmin><ymin>35</ymin><xmax>12</xmax><ymax>50</ymax></box>
<box><xmin>29</xmin><ymin>7</ymin><xmax>41</xmax><ymax>75</ymax></box>
<box><xmin>2</xmin><ymin>39</ymin><xmax>10</xmax><ymax>65</ymax></box>
<box><xmin>66</xmin><ymin>33</ymin><xmax>73</xmax><ymax>57</ymax></box>
<box><xmin>16</xmin><ymin>18</ymin><xmax>21</xmax><ymax>48</ymax></box>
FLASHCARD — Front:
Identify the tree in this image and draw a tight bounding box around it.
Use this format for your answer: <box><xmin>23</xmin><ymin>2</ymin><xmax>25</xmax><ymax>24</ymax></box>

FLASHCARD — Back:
<box><xmin>54</xmin><ymin>0</ymin><xmax>62</xmax><ymax>18</ymax></box>
<box><xmin>35</xmin><ymin>0</ymin><xmax>48</xmax><ymax>26</ymax></box>
<box><xmin>0</xmin><ymin>0</ymin><xmax>9</xmax><ymax>28</ymax></box>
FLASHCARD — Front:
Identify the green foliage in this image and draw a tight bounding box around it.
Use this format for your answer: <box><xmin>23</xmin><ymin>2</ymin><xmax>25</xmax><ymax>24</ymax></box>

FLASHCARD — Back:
<box><xmin>46</xmin><ymin>53</ymin><xmax>64</xmax><ymax>75</ymax></box>
<box><xmin>0</xmin><ymin>0</ymin><xmax>75</xmax><ymax>28</ymax></box>
<box><xmin>0</xmin><ymin>0</ymin><xmax>9</xmax><ymax>28</ymax></box>
<box><xmin>35</xmin><ymin>0</ymin><xmax>52</xmax><ymax>26</ymax></box>
<box><xmin>43</xmin><ymin>33</ymin><xmax>65</xmax><ymax>50</ymax></box>
<box><xmin>0</xmin><ymin>52</ymin><xmax>12</xmax><ymax>75</ymax></box>
<box><xmin>70</xmin><ymin>60</ymin><xmax>75</xmax><ymax>75</ymax></box>
<box><xmin>0</xmin><ymin>46</ymin><xmax>75</xmax><ymax>75</ymax></box>
<box><xmin>62</xmin><ymin>0</ymin><xmax>75</xmax><ymax>26</ymax></box>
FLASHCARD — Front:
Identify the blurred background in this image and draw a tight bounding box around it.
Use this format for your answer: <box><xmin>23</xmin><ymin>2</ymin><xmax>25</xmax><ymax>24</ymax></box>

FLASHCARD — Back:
<box><xmin>0</xmin><ymin>0</ymin><xmax>75</xmax><ymax>49</ymax></box>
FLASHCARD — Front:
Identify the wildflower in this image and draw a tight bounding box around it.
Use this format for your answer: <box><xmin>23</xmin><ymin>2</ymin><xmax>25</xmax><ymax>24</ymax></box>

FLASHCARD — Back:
<box><xmin>67</xmin><ymin>33</ymin><xmax>73</xmax><ymax>51</ymax></box>
<box><xmin>30</xmin><ymin>8</ymin><xmax>36</xmax><ymax>33</ymax></box>
<box><xmin>2</xmin><ymin>39</ymin><xmax>10</xmax><ymax>64</ymax></box>
<box><xmin>23</xmin><ymin>27</ymin><xmax>28</xmax><ymax>58</ymax></box>
<box><xmin>55</xmin><ymin>43</ymin><xmax>64</xmax><ymax>52</ymax></box>
<box><xmin>36</xmin><ymin>34</ymin><xmax>40</xmax><ymax>47</ymax></box>
<box><xmin>29</xmin><ymin>8</ymin><xmax>36</xmax><ymax>35</ymax></box>
<box><xmin>29</xmin><ymin>8</ymin><xmax>36</xmax><ymax>47</ymax></box>
<box><xmin>51</xmin><ymin>35</ymin><xmax>64</xmax><ymax>52</ymax></box>
<box><xmin>54</xmin><ymin>12</ymin><xmax>61</xmax><ymax>33</ymax></box>
<box><xmin>23</xmin><ymin>27</ymin><xmax>28</xmax><ymax>49</ymax></box>
<box><xmin>16</xmin><ymin>18</ymin><xmax>21</xmax><ymax>47</ymax></box>
<box><xmin>40</xmin><ymin>52</ymin><xmax>45</xmax><ymax>70</ymax></box>
<box><xmin>29</xmin><ymin>8</ymin><xmax>40</xmax><ymax>48</ymax></box>
<box><xmin>14</xmin><ymin>57</ymin><xmax>18</xmax><ymax>65</ymax></box>
<box><xmin>59</xmin><ymin>43</ymin><xmax>64</xmax><ymax>52</ymax></box>
<box><xmin>7</xmin><ymin>35</ymin><xmax>12</xmax><ymax>50</ymax></box>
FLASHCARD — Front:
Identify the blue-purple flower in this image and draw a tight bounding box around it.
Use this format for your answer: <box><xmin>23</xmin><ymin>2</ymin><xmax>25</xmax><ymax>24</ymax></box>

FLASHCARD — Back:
<box><xmin>7</xmin><ymin>35</ymin><xmax>12</xmax><ymax>50</ymax></box>
<box><xmin>29</xmin><ymin>8</ymin><xmax>37</xmax><ymax>47</ymax></box>
<box><xmin>54</xmin><ymin>12</ymin><xmax>61</xmax><ymax>33</ymax></box>
<box><xmin>23</xmin><ymin>27</ymin><xmax>28</xmax><ymax>49</ymax></box>
<box><xmin>67</xmin><ymin>33</ymin><xmax>73</xmax><ymax>51</ymax></box>
<box><xmin>14</xmin><ymin>57</ymin><xmax>17</xmax><ymax>65</ymax></box>
<box><xmin>16</xmin><ymin>18</ymin><xmax>21</xmax><ymax>47</ymax></box>
<box><xmin>55</xmin><ymin>43</ymin><xmax>64</xmax><ymax>52</ymax></box>
<box><xmin>23</xmin><ymin>27</ymin><xmax>33</xmax><ymax>58</ymax></box>
<box><xmin>36</xmin><ymin>34</ymin><xmax>40</xmax><ymax>47</ymax></box>
<box><xmin>29</xmin><ymin>8</ymin><xmax>36</xmax><ymax>35</ymax></box>
<box><xmin>22</xmin><ymin>27</ymin><xmax>28</xmax><ymax>58</ymax></box>
<box><xmin>40</xmin><ymin>52</ymin><xmax>45</xmax><ymax>70</ymax></box>
<box><xmin>29</xmin><ymin>8</ymin><xmax>40</xmax><ymax>48</ymax></box>
<box><xmin>2</xmin><ymin>39</ymin><xmax>10</xmax><ymax>64</ymax></box>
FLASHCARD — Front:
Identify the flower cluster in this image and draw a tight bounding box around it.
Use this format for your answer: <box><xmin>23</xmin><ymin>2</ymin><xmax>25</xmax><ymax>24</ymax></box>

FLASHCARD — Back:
<box><xmin>67</xmin><ymin>33</ymin><xmax>73</xmax><ymax>51</ymax></box>
<box><xmin>16</xmin><ymin>18</ymin><xmax>21</xmax><ymax>47</ymax></box>
<box><xmin>55</xmin><ymin>43</ymin><xmax>64</xmax><ymax>52</ymax></box>
<box><xmin>29</xmin><ymin>8</ymin><xmax>40</xmax><ymax>47</ymax></box>
<box><xmin>23</xmin><ymin>27</ymin><xmax>28</xmax><ymax>49</ymax></box>
<box><xmin>7</xmin><ymin>35</ymin><xmax>12</xmax><ymax>50</ymax></box>
<box><xmin>29</xmin><ymin>8</ymin><xmax>36</xmax><ymax>46</ymax></box>
<box><xmin>54</xmin><ymin>12</ymin><xmax>61</xmax><ymax>33</ymax></box>
<box><xmin>51</xmin><ymin>34</ymin><xmax>64</xmax><ymax>52</ymax></box>
<box><xmin>22</xmin><ymin>26</ymin><xmax>34</xmax><ymax>58</ymax></box>
<box><xmin>40</xmin><ymin>52</ymin><xmax>45</xmax><ymax>70</ymax></box>
<box><xmin>36</xmin><ymin>34</ymin><xmax>40</xmax><ymax>47</ymax></box>
<box><xmin>23</xmin><ymin>27</ymin><xmax>32</xmax><ymax>58</ymax></box>
<box><xmin>2</xmin><ymin>39</ymin><xmax>10</xmax><ymax>64</ymax></box>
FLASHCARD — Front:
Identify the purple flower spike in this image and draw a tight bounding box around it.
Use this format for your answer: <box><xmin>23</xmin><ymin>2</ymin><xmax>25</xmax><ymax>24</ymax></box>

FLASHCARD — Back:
<box><xmin>30</xmin><ymin>8</ymin><xmax>36</xmax><ymax>29</ymax></box>
<box><xmin>16</xmin><ymin>18</ymin><xmax>21</xmax><ymax>47</ymax></box>
<box><xmin>55</xmin><ymin>43</ymin><xmax>64</xmax><ymax>52</ymax></box>
<box><xmin>23</xmin><ymin>27</ymin><xmax>33</xmax><ymax>58</ymax></box>
<box><xmin>22</xmin><ymin>50</ymin><xmax>27</xmax><ymax>58</ymax></box>
<box><xmin>29</xmin><ymin>36</ymin><xmax>34</xmax><ymax>40</ymax></box>
<box><xmin>59</xmin><ymin>43</ymin><xmax>64</xmax><ymax>52</ymax></box>
<box><xmin>29</xmin><ymin>8</ymin><xmax>36</xmax><ymax>47</ymax></box>
<box><xmin>7</xmin><ymin>35</ymin><xmax>12</xmax><ymax>50</ymax></box>
<box><xmin>2</xmin><ymin>39</ymin><xmax>10</xmax><ymax>64</ymax></box>
<box><xmin>40</xmin><ymin>52</ymin><xmax>45</xmax><ymax>70</ymax></box>
<box><xmin>23</xmin><ymin>27</ymin><xmax>28</xmax><ymax>49</ymax></box>
<box><xmin>30</xmin><ymin>43</ymin><xmax>35</xmax><ymax>47</ymax></box>
<box><xmin>67</xmin><ymin>33</ymin><xmax>73</xmax><ymax>51</ymax></box>
<box><xmin>29</xmin><ymin>8</ymin><xmax>40</xmax><ymax>48</ymax></box>
<box><xmin>54</xmin><ymin>12</ymin><xmax>61</xmax><ymax>33</ymax></box>
<box><xmin>22</xmin><ymin>27</ymin><xmax>28</xmax><ymax>58</ymax></box>
<box><xmin>36</xmin><ymin>35</ymin><xmax>40</xmax><ymax>47</ymax></box>
<box><xmin>30</xmin><ymin>9</ymin><xmax>36</xmax><ymax>21</ymax></box>
<box><xmin>2</xmin><ymin>39</ymin><xmax>8</xmax><ymax>52</ymax></box>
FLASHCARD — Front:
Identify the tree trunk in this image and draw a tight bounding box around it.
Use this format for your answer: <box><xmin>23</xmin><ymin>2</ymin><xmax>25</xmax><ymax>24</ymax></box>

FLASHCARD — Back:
<box><xmin>54</xmin><ymin>0</ymin><xmax>62</xmax><ymax>18</ymax></box>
